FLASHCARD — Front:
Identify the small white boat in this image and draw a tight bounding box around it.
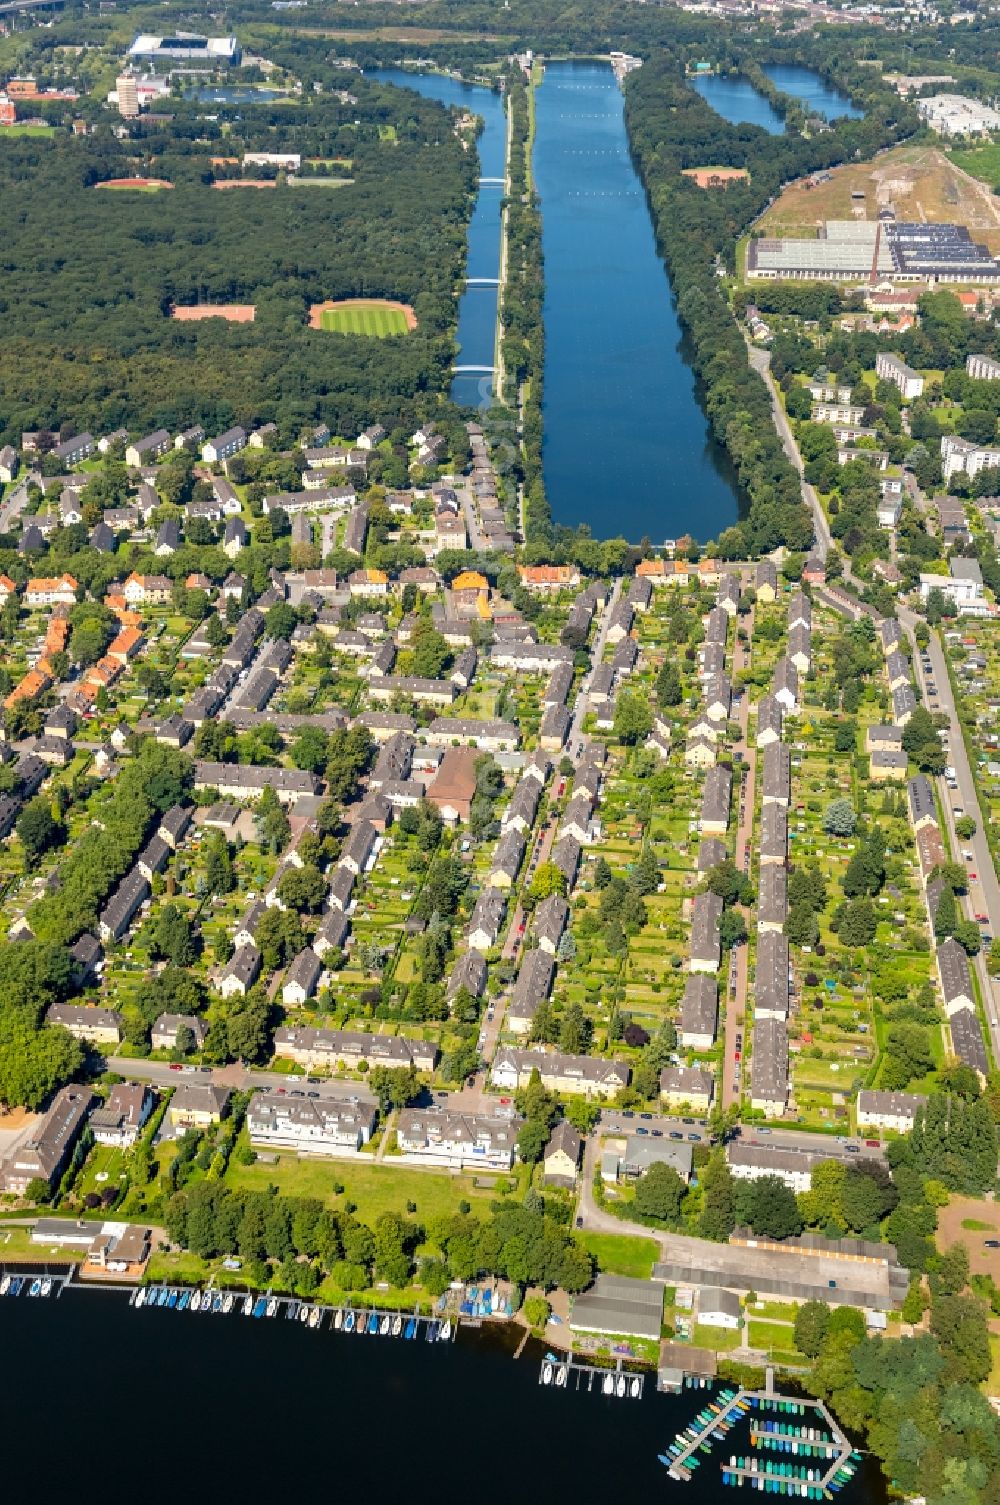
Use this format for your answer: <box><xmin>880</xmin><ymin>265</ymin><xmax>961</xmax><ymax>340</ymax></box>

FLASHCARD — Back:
<box><xmin>603</xmin><ymin>1374</ymin><xmax>614</xmax><ymax>1396</ymax></box>
<box><xmin>222</xmin><ymin>1292</ymin><xmax>234</xmax><ymax>1314</ymax></box>
<box><xmin>266</xmin><ymin>1297</ymin><xmax>277</xmax><ymax>1318</ymax></box>
<box><xmin>40</xmin><ymin>1279</ymin><xmax>52</xmax><ymax>1297</ymax></box>
<box><xmin>380</xmin><ymin>1314</ymin><xmax>391</xmax><ymax>1335</ymax></box>
<box><xmin>630</xmin><ymin>1378</ymin><xmax>640</xmax><ymax>1399</ymax></box>
<box><xmin>191</xmin><ymin>1291</ymin><xmax>202</xmax><ymax>1312</ymax></box>
<box><xmin>555</xmin><ymin>1365</ymin><xmax>567</xmax><ymax>1388</ymax></box>
<box><xmin>542</xmin><ymin>1362</ymin><xmax>553</xmax><ymax>1385</ymax></box>
<box><xmin>0</xmin><ymin>1275</ymin><xmax>10</xmax><ymax>1296</ymax></box>
<box><xmin>334</xmin><ymin>1308</ymin><xmax>344</xmax><ymax>1330</ymax></box>
<box><xmin>391</xmin><ymin>1314</ymin><xmax>402</xmax><ymax>1337</ymax></box>
<box><xmin>308</xmin><ymin>1306</ymin><xmax>320</xmax><ymax>1329</ymax></box>
<box><xmin>438</xmin><ymin>1318</ymin><xmax>451</xmax><ymax>1341</ymax></box>
<box><xmin>28</xmin><ymin>1279</ymin><xmax>41</xmax><ymax>1298</ymax></box>
<box><xmin>243</xmin><ymin>1295</ymin><xmax>254</xmax><ymax>1316</ymax></box>
<box><xmin>616</xmin><ymin>1376</ymin><xmax>626</xmax><ymax>1398</ymax></box>
<box><xmin>135</xmin><ymin>1287</ymin><xmax>147</xmax><ymax>1309</ymax></box>
<box><xmin>298</xmin><ymin>1304</ymin><xmax>309</xmax><ymax>1323</ymax></box>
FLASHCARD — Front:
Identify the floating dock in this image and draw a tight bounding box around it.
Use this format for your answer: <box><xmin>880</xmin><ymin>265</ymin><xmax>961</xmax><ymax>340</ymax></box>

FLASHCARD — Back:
<box><xmin>538</xmin><ymin>1352</ymin><xmax>645</xmax><ymax>1400</ymax></box>
<box><xmin>660</xmin><ymin>1382</ymin><xmax>858</xmax><ymax>1497</ymax></box>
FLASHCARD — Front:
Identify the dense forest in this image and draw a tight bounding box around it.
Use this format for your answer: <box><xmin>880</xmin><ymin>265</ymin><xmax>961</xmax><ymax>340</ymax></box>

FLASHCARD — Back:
<box><xmin>0</xmin><ymin>78</ymin><xmax>474</xmax><ymax>441</ymax></box>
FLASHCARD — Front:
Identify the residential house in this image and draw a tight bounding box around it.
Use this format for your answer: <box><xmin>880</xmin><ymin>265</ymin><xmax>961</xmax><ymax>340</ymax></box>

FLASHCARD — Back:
<box><xmin>247</xmin><ymin>1093</ymin><xmax>376</xmax><ymax>1156</ymax></box>
<box><xmin>679</xmin><ymin>973</ymin><xmax>718</xmax><ymax>1049</ymax></box>
<box><xmin>46</xmin><ymin>1003</ymin><xmax>123</xmax><ymax>1046</ymax></box>
<box><xmin>169</xmin><ymin>1083</ymin><xmax>231</xmax><ymax>1128</ymax></box>
<box><xmin>426</xmin><ymin>745</ymin><xmax>480</xmax><ymax>824</ymax></box>
<box><xmin>543</xmin><ymin>1121</ymin><xmax>582</xmax><ymax>1186</ymax></box>
<box><xmin>489</xmin><ymin>828</ymin><xmax>526</xmax><ymax>890</ymax></box>
<box><xmin>273</xmin><ymin>1026</ymin><xmax>438</xmax><ymax>1074</ymax></box>
<box><xmin>218</xmin><ymin>943</ymin><xmax>262</xmax><ymax>998</ymax></box>
<box><xmin>761</xmin><ymin>741</ymin><xmax>791</xmax><ymax>807</ymax></box>
<box><xmin>689</xmin><ymin>891</ymin><xmax>723</xmax><ymax>974</ymax></box>
<box><xmin>755</xmin><ymin>930</ymin><xmax>790</xmax><ymax>1020</ymax></box>
<box><xmin>856</xmin><ymin>1090</ymin><xmax>927</xmax><ymax>1134</ymax></box>
<box><xmin>700</xmin><ymin>766</ymin><xmax>732</xmax><ymax>835</ymax></box>
<box><xmin>396</xmin><ymin>1108</ymin><xmax>521</xmax><ymax>1171</ymax></box>
<box><xmin>697</xmin><ymin>1289</ymin><xmax>742</xmax><ymax>1330</ymax></box>
<box><xmin>491</xmin><ymin>1048</ymin><xmax>630</xmax><ymax>1100</ymax></box>
<box><xmin>151</xmin><ymin>1013</ymin><xmax>206</xmax><ymax>1052</ymax></box>
<box><xmin>90</xmin><ymin>1084</ymin><xmax>155</xmax><ymax>1147</ymax></box>
<box><xmin>659</xmin><ymin>1065</ymin><xmax>714</xmax><ymax>1113</ymax></box>
<box><xmin>0</xmin><ymin>1085</ymin><xmax>94</xmax><ymax>1194</ymax></box>
<box><xmin>201</xmin><ymin>427</ymin><xmax>247</xmax><ymax>465</ymax></box>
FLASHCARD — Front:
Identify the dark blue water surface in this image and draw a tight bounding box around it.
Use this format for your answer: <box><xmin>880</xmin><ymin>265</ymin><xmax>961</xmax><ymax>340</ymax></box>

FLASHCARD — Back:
<box><xmin>690</xmin><ymin>73</ymin><xmax>785</xmax><ymax>135</ymax></box>
<box><xmin>369</xmin><ymin>68</ymin><xmax>505</xmax><ymax>408</ymax></box>
<box><xmin>763</xmin><ymin>65</ymin><xmax>863</xmax><ymax>121</ymax></box>
<box><xmin>0</xmin><ymin>1289</ymin><xmax>882</xmax><ymax>1505</ymax></box>
<box><xmin>535</xmin><ymin>61</ymin><xmax>740</xmax><ymax>542</ymax></box>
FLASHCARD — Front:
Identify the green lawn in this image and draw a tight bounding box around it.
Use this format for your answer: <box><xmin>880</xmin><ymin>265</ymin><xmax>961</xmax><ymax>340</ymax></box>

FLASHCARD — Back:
<box><xmin>320</xmin><ymin>303</ymin><xmax>410</xmax><ymax>337</ymax></box>
<box><xmin>0</xmin><ymin>123</ymin><xmax>56</xmax><ymax>136</ymax></box>
<box><xmin>748</xmin><ymin>1320</ymin><xmax>803</xmax><ymax>1355</ymax></box>
<box><xmin>949</xmin><ymin>144</ymin><xmax>1000</xmax><ymax>187</ymax></box>
<box><xmin>227</xmin><ymin>1152</ymin><xmax>502</xmax><ymax>1224</ymax></box>
<box><xmin>579</xmin><ymin>1232</ymin><xmax>660</xmax><ymax>1280</ymax></box>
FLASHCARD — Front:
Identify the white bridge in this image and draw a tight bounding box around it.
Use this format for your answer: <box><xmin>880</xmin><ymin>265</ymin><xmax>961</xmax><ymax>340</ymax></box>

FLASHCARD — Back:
<box><xmin>479</xmin><ymin>177</ymin><xmax>505</xmax><ymax>186</ymax></box>
<box><xmin>465</xmin><ymin>277</ymin><xmax>500</xmax><ymax>286</ymax></box>
<box><xmin>453</xmin><ymin>365</ymin><xmax>496</xmax><ymax>374</ymax></box>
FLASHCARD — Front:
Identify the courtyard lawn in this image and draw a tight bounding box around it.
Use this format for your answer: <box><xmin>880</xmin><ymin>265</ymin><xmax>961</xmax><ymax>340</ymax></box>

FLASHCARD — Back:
<box><xmin>579</xmin><ymin>1232</ymin><xmax>660</xmax><ymax>1280</ymax></box>
<box><xmin>227</xmin><ymin>1151</ymin><xmax>503</xmax><ymax>1224</ymax></box>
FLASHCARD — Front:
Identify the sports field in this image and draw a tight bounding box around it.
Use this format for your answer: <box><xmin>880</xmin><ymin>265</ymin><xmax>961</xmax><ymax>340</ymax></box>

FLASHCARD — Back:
<box><xmin>309</xmin><ymin>298</ymin><xmax>417</xmax><ymax>336</ymax></box>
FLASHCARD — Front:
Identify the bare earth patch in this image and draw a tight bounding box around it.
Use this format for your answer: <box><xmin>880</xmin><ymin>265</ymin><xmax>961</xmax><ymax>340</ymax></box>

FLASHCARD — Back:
<box><xmin>757</xmin><ymin>145</ymin><xmax>1000</xmax><ymax>253</ymax></box>
<box><xmin>938</xmin><ymin>1194</ymin><xmax>1000</xmax><ymax>1279</ymax></box>
<box><xmin>171</xmin><ymin>305</ymin><xmax>256</xmax><ymax>323</ymax></box>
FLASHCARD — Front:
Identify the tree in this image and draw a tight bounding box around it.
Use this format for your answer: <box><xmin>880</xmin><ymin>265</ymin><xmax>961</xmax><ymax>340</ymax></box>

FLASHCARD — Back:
<box><xmin>833</xmin><ymin>898</ymin><xmax>877</xmax><ymax>948</ymax></box>
<box><xmin>408</xmin><ymin>617</ymin><xmax>451</xmax><ymax>678</ymax></box>
<box><xmin>633</xmin><ymin>1161</ymin><xmax>685</xmax><ymax>1223</ymax></box>
<box><xmin>264</xmin><ymin>602</ymin><xmax>298</xmax><ymax>641</ymax></box>
<box><xmin>719</xmin><ymin>908</ymin><xmax>748</xmax><ymax>951</ymax></box>
<box><xmin>954</xmin><ymin>815</ymin><xmax>977</xmax><ymax>840</ymax></box>
<box><xmin>16</xmin><ymin>799</ymin><xmax>61</xmax><ymax>867</ymax></box>
<box><xmin>523</xmin><ymin>1295</ymin><xmax>551</xmax><ymax>1331</ymax></box>
<box><xmin>516</xmin><ymin>1117</ymin><xmax>549</xmax><ymax>1165</ymax></box>
<box><xmin>291</xmin><ymin>726</ymin><xmax>330</xmax><ymax>774</ymax></box>
<box><xmin>613</xmin><ymin>691</ymin><xmax>653</xmax><ymax>746</ymax></box>
<box><xmin>150</xmin><ymin>903</ymin><xmax>198</xmax><ymax>967</ymax></box>
<box><xmin>656</xmin><ymin>661</ymin><xmax>682</xmax><ymax>707</ymax></box>
<box><xmin>794</xmin><ymin>1300</ymin><xmax>831</xmax><ymax>1358</ymax></box>
<box><xmin>901</xmin><ymin>705</ymin><xmax>937</xmax><ymax>759</ymax></box>
<box><xmin>529</xmin><ymin>862</ymin><xmax>567</xmax><ymax>902</ymax></box>
<box><xmin>934</xmin><ymin>883</ymin><xmax>958</xmax><ymax>940</ymax></box>
<box><xmin>254</xmin><ymin>786</ymin><xmax>290</xmax><ymax>854</ymax></box>
<box><xmin>786</xmin><ymin>904</ymin><xmax>819</xmax><ymax>948</ymax></box>
<box><xmin>276</xmin><ymin>864</ymin><xmax>326</xmax><ymax>914</ymax></box>
<box><xmin>203</xmin><ymin>831</ymin><xmax>235</xmax><ymax>894</ymax></box>
<box><xmin>822</xmin><ymin>798</ymin><xmax>857</xmax><ymax>837</ymax></box>
<box><xmin>953</xmin><ymin>920</ymin><xmax>982</xmax><ymax>957</ymax></box>
<box><xmin>739</xmin><ymin>1175</ymin><xmax>803</xmax><ymax>1239</ymax></box>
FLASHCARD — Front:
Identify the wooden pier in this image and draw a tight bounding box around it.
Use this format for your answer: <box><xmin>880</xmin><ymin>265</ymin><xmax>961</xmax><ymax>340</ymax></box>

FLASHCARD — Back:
<box><xmin>538</xmin><ymin>1352</ymin><xmax>645</xmax><ymax>1400</ymax></box>
<box><xmin>124</xmin><ymin>1284</ymin><xmax>459</xmax><ymax>1341</ymax></box>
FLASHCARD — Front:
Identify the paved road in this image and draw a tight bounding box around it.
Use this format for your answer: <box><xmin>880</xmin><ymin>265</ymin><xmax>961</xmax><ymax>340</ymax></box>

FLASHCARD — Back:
<box><xmin>567</xmin><ymin>576</ymin><xmax>622</xmax><ymax>760</ymax></box>
<box><xmin>901</xmin><ymin>612</ymin><xmax>1000</xmax><ymax>1054</ymax></box>
<box><xmin>0</xmin><ymin>471</ymin><xmax>37</xmax><ymax>534</ymax></box>
<box><xmin>108</xmin><ymin>1056</ymin><xmax>378</xmax><ymax>1106</ymax></box>
<box><xmin>723</xmin><ymin>621</ymin><xmax>755</xmax><ymax>1110</ymax></box>
<box><xmin>459</xmin><ymin>487</ymin><xmax>486</xmax><ymax>552</ymax></box>
<box><xmin>748</xmin><ymin>346</ymin><xmax>830</xmax><ymax>559</ymax></box>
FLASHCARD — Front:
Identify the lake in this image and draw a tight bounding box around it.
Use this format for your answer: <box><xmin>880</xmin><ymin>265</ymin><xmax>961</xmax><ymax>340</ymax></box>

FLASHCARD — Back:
<box><xmin>535</xmin><ymin>60</ymin><xmax>740</xmax><ymax>542</ymax></box>
<box><xmin>0</xmin><ymin>1288</ymin><xmax>883</xmax><ymax>1505</ymax></box>
<box><xmin>763</xmin><ymin>65</ymin><xmax>863</xmax><ymax>122</ymax></box>
<box><xmin>368</xmin><ymin>69</ymin><xmax>506</xmax><ymax>409</ymax></box>
<box><xmin>690</xmin><ymin>74</ymin><xmax>785</xmax><ymax>135</ymax></box>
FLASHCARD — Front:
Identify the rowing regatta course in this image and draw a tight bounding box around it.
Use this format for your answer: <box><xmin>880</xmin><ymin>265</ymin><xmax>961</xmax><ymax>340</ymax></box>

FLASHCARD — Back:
<box><xmin>0</xmin><ymin>1289</ymin><xmax>883</xmax><ymax>1503</ymax></box>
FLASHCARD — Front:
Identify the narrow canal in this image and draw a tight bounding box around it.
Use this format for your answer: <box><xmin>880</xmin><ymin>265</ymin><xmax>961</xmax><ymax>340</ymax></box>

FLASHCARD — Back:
<box><xmin>368</xmin><ymin>68</ymin><xmax>506</xmax><ymax>408</ymax></box>
<box><xmin>534</xmin><ymin>60</ymin><xmax>740</xmax><ymax>543</ymax></box>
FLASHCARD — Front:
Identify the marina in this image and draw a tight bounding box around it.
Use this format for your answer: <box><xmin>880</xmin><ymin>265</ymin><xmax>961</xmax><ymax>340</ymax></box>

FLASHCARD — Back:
<box><xmin>0</xmin><ymin>1269</ymin><xmax>67</xmax><ymax>1299</ymax></box>
<box><xmin>659</xmin><ymin>1374</ymin><xmax>859</xmax><ymax>1497</ymax></box>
